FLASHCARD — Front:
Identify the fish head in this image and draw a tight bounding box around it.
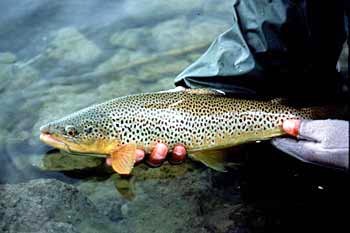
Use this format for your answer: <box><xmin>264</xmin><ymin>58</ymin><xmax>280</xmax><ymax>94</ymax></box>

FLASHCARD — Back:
<box><xmin>39</xmin><ymin>107</ymin><xmax>117</xmax><ymax>155</ymax></box>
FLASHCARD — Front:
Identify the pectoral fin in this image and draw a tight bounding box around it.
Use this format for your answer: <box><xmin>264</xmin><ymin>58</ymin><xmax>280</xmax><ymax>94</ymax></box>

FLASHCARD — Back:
<box><xmin>189</xmin><ymin>149</ymin><xmax>230</xmax><ymax>172</ymax></box>
<box><xmin>110</xmin><ymin>144</ymin><xmax>137</xmax><ymax>175</ymax></box>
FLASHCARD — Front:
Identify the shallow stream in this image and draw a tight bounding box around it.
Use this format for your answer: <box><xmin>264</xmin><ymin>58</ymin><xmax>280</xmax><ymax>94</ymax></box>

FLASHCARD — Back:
<box><xmin>0</xmin><ymin>1</ymin><xmax>348</xmax><ymax>233</ymax></box>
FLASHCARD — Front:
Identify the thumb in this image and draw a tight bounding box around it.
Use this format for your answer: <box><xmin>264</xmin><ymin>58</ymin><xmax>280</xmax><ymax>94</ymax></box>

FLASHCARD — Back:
<box><xmin>271</xmin><ymin>137</ymin><xmax>309</xmax><ymax>162</ymax></box>
<box><xmin>282</xmin><ymin>119</ymin><xmax>323</xmax><ymax>142</ymax></box>
<box><xmin>282</xmin><ymin>119</ymin><xmax>301</xmax><ymax>137</ymax></box>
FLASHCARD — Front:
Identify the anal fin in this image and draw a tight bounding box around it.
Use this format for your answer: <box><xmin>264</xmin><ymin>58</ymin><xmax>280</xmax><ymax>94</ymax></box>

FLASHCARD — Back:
<box><xmin>189</xmin><ymin>149</ymin><xmax>231</xmax><ymax>172</ymax></box>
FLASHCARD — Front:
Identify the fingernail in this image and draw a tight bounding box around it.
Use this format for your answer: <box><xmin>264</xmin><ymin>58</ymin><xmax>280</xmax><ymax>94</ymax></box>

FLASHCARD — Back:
<box><xmin>135</xmin><ymin>149</ymin><xmax>145</xmax><ymax>163</ymax></box>
<box><xmin>148</xmin><ymin>144</ymin><xmax>168</xmax><ymax>166</ymax></box>
<box><xmin>170</xmin><ymin>145</ymin><xmax>186</xmax><ymax>164</ymax></box>
<box><xmin>152</xmin><ymin>144</ymin><xmax>168</xmax><ymax>160</ymax></box>
<box><xmin>106</xmin><ymin>157</ymin><xmax>112</xmax><ymax>166</ymax></box>
<box><xmin>283</xmin><ymin>119</ymin><xmax>300</xmax><ymax>137</ymax></box>
<box><xmin>153</xmin><ymin>151</ymin><xmax>164</xmax><ymax>159</ymax></box>
<box><xmin>173</xmin><ymin>145</ymin><xmax>186</xmax><ymax>156</ymax></box>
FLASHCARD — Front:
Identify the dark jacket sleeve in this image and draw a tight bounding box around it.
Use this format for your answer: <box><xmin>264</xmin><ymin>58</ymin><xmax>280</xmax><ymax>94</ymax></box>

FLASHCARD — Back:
<box><xmin>175</xmin><ymin>0</ymin><xmax>348</xmax><ymax>103</ymax></box>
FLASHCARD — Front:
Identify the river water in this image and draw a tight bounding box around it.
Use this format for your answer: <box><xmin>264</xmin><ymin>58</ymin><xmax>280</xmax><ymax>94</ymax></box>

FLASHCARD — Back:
<box><xmin>0</xmin><ymin>1</ymin><xmax>348</xmax><ymax>233</ymax></box>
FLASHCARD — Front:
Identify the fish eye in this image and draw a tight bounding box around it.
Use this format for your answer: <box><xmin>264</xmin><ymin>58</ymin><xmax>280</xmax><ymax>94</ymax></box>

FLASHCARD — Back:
<box><xmin>65</xmin><ymin>125</ymin><xmax>77</xmax><ymax>137</ymax></box>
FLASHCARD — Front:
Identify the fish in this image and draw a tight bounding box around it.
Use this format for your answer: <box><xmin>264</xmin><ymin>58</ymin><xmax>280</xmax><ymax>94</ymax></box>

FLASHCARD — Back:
<box><xmin>39</xmin><ymin>88</ymin><xmax>318</xmax><ymax>175</ymax></box>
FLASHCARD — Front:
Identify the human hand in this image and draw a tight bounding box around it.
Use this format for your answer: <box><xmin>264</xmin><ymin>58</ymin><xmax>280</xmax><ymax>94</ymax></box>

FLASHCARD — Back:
<box><xmin>106</xmin><ymin>143</ymin><xmax>187</xmax><ymax>167</ymax></box>
<box><xmin>272</xmin><ymin>119</ymin><xmax>349</xmax><ymax>170</ymax></box>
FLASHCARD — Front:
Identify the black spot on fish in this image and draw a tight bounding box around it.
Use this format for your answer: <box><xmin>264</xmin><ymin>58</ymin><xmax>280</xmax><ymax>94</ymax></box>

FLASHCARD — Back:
<box><xmin>85</xmin><ymin>127</ymin><xmax>93</xmax><ymax>134</ymax></box>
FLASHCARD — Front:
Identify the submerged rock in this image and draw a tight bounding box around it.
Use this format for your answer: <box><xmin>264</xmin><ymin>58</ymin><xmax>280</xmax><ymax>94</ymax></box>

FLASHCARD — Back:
<box><xmin>9</xmin><ymin>64</ymin><xmax>40</xmax><ymax>90</ymax></box>
<box><xmin>96</xmin><ymin>77</ymin><xmax>143</xmax><ymax>99</ymax></box>
<box><xmin>47</xmin><ymin>27</ymin><xmax>101</xmax><ymax>64</ymax></box>
<box><xmin>0</xmin><ymin>62</ymin><xmax>39</xmax><ymax>95</ymax></box>
<box><xmin>0</xmin><ymin>179</ymin><xmax>113</xmax><ymax>233</ymax></box>
<box><xmin>0</xmin><ymin>63</ymin><xmax>12</xmax><ymax>92</ymax></box>
<box><xmin>188</xmin><ymin>18</ymin><xmax>230</xmax><ymax>43</ymax></box>
<box><xmin>37</xmin><ymin>222</ymin><xmax>79</xmax><ymax>233</ymax></box>
<box><xmin>0</xmin><ymin>52</ymin><xmax>16</xmax><ymax>64</ymax></box>
<box><xmin>78</xmin><ymin>175</ymin><xmax>126</xmax><ymax>222</ymax></box>
<box><xmin>151</xmin><ymin>17</ymin><xmax>229</xmax><ymax>52</ymax></box>
<box><xmin>151</xmin><ymin>17</ymin><xmax>189</xmax><ymax>51</ymax></box>
<box><xmin>121</xmin><ymin>0</ymin><xmax>203</xmax><ymax>23</ymax></box>
<box><xmin>202</xmin><ymin>0</ymin><xmax>234</xmax><ymax>19</ymax></box>
<box><xmin>76</xmin><ymin>163</ymin><xmax>242</xmax><ymax>233</ymax></box>
<box><xmin>137</xmin><ymin>59</ymin><xmax>190</xmax><ymax>83</ymax></box>
<box><xmin>110</xmin><ymin>27</ymin><xmax>151</xmax><ymax>50</ymax></box>
<box><xmin>94</xmin><ymin>49</ymin><xmax>146</xmax><ymax>74</ymax></box>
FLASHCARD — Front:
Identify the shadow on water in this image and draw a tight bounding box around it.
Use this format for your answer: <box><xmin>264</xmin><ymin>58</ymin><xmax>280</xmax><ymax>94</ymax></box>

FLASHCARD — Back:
<box><xmin>0</xmin><ymin>0</ymin><xmax>348</xmax><ymax>233</ymax></box>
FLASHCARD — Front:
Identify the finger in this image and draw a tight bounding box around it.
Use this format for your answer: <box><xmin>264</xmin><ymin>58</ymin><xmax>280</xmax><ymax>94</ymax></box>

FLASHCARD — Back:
<box><xmin>298</xmin><ymin>119</ymin><xmax>349</xmax><ymax>143</ymax></box>
<box><xmin>106</xmin><ymin>157</ymin><xmax>112</xmax><ymax>166</ymax></box>
<box><xmin>135</xmin><ymin>149</ymin><xmax>145</xmax><ymax>163</ymax></box>
<box><xmin>272</xmin><ymin>138</ymin><xmax>348</xmax><ymax>169</ymax></box>
<box><xmin>170</xmin><ymin>144</ymin><xmax>187</xmax><ymax>164</ymax></box>
<box><xmin>106</xmin><ymin>149</ymin><xmax>145</xmax><ymax>167</ymax></box>
<box><xmin>148</xmin><ymin>143</ymin><xmax>168</xmax><ymax>167</ymax></box>
<box><xmin>297</xmin><ymin>120</ymin><xmax>324</xmax><ymax>141</ymax></box>
<box><xmin>282</xmin><ymin>119</ymin><xmax>301</xmax><ymax>137</ymax></box>
<box><xmin>283</xmin><ymin>119</ymin><xmax>326</xmax><ymax>141</ymax></box>
<box><xmin>299</xmin><ymin>141</ymin><xmax>349</xmax><ymax>169</ymax></box>
<box><xmin>271</xmin><ymin>138</ymin><xmax>309</xmax><ymax>162</ymax></box>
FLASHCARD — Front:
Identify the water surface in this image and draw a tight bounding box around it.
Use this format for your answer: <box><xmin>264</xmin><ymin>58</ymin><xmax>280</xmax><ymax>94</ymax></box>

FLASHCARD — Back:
<box><xmin>0</xmin><ymin>1</ymin><xmax>348</xmax><ymax>233</ymax></box>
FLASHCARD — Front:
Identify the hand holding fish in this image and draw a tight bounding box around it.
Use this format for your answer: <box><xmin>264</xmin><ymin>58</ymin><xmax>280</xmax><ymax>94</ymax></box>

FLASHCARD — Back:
<box><xmin>272</xmin><ymin>119</ymin><xmax>349</xmax><ymax>170</ymax></box>
<box><xmin>105</xmin><ymin>143</ymin><xmax>187</xmax><ymax>167</ymax></box>
<box><xmin>39</xmin><ymin>88</ymin><xmax>330</xmax><ymax>175</ymax></box>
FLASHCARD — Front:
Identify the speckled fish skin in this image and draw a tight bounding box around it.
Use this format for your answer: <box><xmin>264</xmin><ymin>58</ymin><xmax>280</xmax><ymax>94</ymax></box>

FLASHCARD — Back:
<box><xmin>40</xmin><ymin>90</ymin><xmax>313</xmax><ymax>155</ymax></box>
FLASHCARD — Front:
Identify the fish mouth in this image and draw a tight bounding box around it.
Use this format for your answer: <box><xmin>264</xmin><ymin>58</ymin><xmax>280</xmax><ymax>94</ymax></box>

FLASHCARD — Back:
<box><xmin>40</xmin><ymin>132</ymin><xmax>67</xmax><ymax>150</ymax></box>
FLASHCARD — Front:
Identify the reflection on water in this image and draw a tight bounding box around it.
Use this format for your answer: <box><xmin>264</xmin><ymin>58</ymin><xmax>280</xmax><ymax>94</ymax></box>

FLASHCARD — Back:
<box><xmin>0</xmin><ymin>1</ymin><xmax>348</xmax><ymax>233</ymax></box>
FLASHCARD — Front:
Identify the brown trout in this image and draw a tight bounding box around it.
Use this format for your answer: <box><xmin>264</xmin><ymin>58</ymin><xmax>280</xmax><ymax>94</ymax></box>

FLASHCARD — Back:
<box><xmin>39</xmin><ymin>89</ymin><xmax>316</xmax><ymax>174</ymax></box>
